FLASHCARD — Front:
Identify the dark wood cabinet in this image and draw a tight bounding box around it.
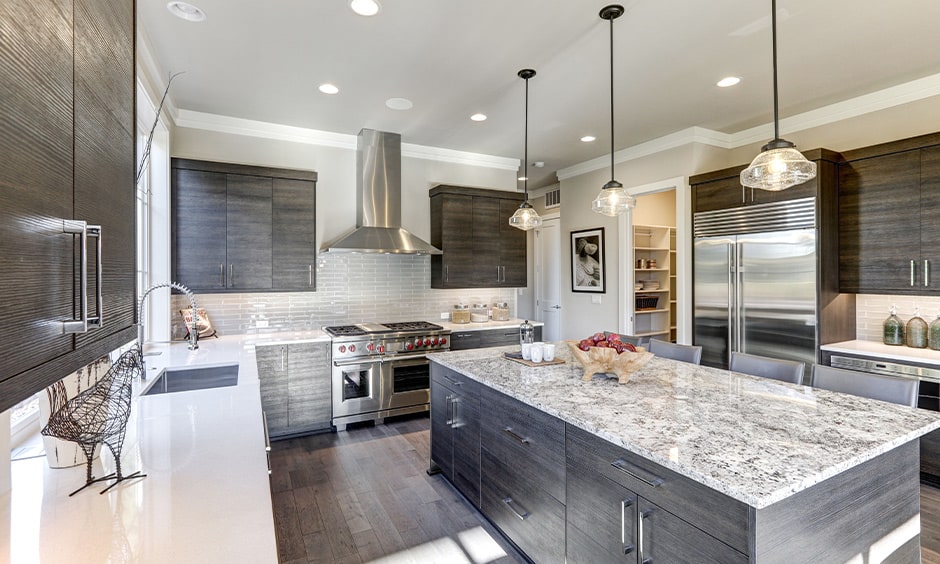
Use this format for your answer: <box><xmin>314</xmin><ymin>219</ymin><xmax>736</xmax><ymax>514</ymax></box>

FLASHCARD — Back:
<box><xmin>430</xmin><ymin>365</ymin><xmax>481</xmax><ymax>507</ymax></box>
<box><xmin>430</xmin><ymin>185</ymin><xmax>527</xmax><ymax>288</ymax></box>
<box><xmin>0</xmin><ymin>0</ymin><xmax>136</xmax><ymax>413</ymax></box>
<box><xmin>171</xmin><ymin>159</ymin><xmax>317</xmax><ymax>293</ymax></box>
<box><xmin>448</xmin><ymin>326</ymin><xmax>542</xmax><ymax>351</ymax></box>
<box><xmin>838</xmin><ymin>134</ymin><xmax>940</xmax><ymax>294</ymax></box>
<box><xmin>256</xmin><ymin>341</ymin><xmax>331</xmax><ymax>437</ymax></box>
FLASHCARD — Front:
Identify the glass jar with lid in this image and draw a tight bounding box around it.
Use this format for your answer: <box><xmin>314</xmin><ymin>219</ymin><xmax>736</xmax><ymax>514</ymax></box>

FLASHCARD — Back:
<box><xmin>883</xmin><ymin>305</ymin><xmax>904</xmax><ymax>346</ymax></box>
<box><xmin>452</xmin><ymin>303</ymin><xmax>470</xmax><ymax>324</ymax></box>
<box><xmin>491</xmin><ymin>301</ymin><xmax>510</xmax><ymax>321</ymax></box>
<box><xmin>470</xmin><ymin>303</ymin><xmax>489</xmax><ymax>323</ymax></box>
<box><xmin>930</xmin><ymin>313</ymin><xmax>940</xmax><ymax>351</ymax></box>
<box><xmin>906</xmin><ymin>307</ymin><xmax>928</xmax><ymax>348</ymax></box>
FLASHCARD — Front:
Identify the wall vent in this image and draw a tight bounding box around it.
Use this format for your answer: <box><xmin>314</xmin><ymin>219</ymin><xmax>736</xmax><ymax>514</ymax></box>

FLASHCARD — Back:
<box><xmin>545</xmin><ymin>188</ymin><xmax>561</xmax><ymax>209</ymax></box>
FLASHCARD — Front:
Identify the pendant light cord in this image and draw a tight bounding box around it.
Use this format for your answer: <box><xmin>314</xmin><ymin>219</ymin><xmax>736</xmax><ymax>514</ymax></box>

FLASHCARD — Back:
<box><xmin>524</xmin><ymin>74</ymin><xmax>529</xmax><ymax>201</ymax></box>
<box><xmin>771</xmin><ymin>0</ymin><xmax>780</xmax><ymax>141</ymax></box>
<box><xmin>608</xmin><ymin>14</ymin><xmax>615</xmax><ymax>183</ymax></box>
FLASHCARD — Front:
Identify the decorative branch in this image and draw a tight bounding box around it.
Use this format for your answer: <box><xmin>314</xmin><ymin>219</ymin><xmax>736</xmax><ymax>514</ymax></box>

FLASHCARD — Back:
<box><xmin>136</xmin><ymin>71</ymin><xmax>184</xmax><ymax>185</ymax></box>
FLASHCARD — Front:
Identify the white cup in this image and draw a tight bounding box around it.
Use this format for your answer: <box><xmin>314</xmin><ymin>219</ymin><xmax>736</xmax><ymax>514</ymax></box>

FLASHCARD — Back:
<box><xmin>530</xmin><ymin>342</ymin><xmax>544</xmax><ymax>363</ymax></box>
<box><xmin>543</xmin><ymin>343</ymin><xmax>556</xmax><ymax>362</ymax></box>
<box><xmin>521</xmin><ymin>342</ymin><xmax>533</xmax><ymax>360</ymax></box>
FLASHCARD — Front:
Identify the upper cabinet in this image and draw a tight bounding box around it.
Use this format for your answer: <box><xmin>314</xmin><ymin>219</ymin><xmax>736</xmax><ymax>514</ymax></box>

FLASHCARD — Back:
<box><xmin>429</xmin><ymin>185</ymin><xmax>527</xmax><ymax>289</ymax></box>
<box><xmin>171</xmin><ymin>159</ymin><xmax>317</xmax><ymax>293</ymax></box>
<box><xmin>838</xmin><ymin>133</ymin><xmax>940</xmax><ymax>294</ymax></box>
<box><xmin>0</xmin><ymin>0</ymin><xmax>136</xmax><ymax>412</ymax></box>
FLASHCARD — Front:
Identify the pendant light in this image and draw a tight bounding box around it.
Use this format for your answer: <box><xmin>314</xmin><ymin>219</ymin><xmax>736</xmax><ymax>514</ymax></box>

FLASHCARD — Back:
<box><xmin>592</xmin><ymin>4</ymin><xmax>635</xmax><ymax>217</ymax></box>
<box><xmin>509</xmin><ymin>68</ymin><xmax>542</xmax><ymax>231</ymax></box>
<box><xmin>740</xmin><ymin>0</ymin><xmax>816</xmax><ymax>191</ymax></box>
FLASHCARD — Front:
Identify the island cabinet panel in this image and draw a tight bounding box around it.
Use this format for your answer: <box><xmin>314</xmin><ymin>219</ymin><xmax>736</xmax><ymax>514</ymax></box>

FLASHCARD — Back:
<box><xmin>566</xmin><ymin>458</ymin><xmax>640</xmax><ymax>563</ymax></box>
<box><xmin>429</xmin><ymin>365</ymin><xmax>482</xmax><ymax>507</ymax></box>
<box><xmin>256</xmin><ymin>342</ymin><xmax>331</xmax><ymax>438</ymax></box>
<box><xmin>429</xmin><ymin>185</ymin><xmax>527</xmax><ymax>289</ymax></box>
<box><xmin>566</xmin><ymin>424</ymin><xmax>749</xmax><ymax>557</ymax></box>
<box><xmin>480</xmin><ymin>386</ymin><xmax>565</xmax><ymax>504</ymax></box>
<box><xmin>171</xmin><ymin>158</ymin><xmax>317</xmax><ymax>293</ymax></box>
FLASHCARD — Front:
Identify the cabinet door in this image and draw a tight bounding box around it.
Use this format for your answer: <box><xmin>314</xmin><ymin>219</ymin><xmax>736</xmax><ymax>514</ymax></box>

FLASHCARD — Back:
<box><xmin>225</xmin><ymin>174</ymin><xmax>273</xmax><ymax>290</ymax></box>
<box><xmin>73</xmin><ymin>0</ymin><xmax>135</xmax><ymax>350</ymax></box>
<box><xmin>430</xmin><ymin>378</ymin><xmax>455</xmax><ymax>479</ymax></box>
<box><xmin>920</xmin><ymin>146</ymin><xmax>940</xmax><ymax>292</ymax></box>
<box><xmin>499</xmin><ymin>198</ymin><xmax>527</xmax><ymax>286</ymax></box>
<box><xmin>0</xmin><ymin>0</ymin><xmax>75</xmax><ymax>383</ymax></box>
<box><xmin>273</xmin><ymin>178</ymin><xmax>316</xmax><ymax>290</ymax></box>
<box><xmin>435</xmin><ymin>193</ymin><xmax>475</xmax><ymax>287</ymax></box>
<box><xmin>472</xmin><ymin>196</ymin><xmax>501</xmax><ymax>286</ymax></box>
<box><xmin>839</xmin><ymin>151</ymin><xmax>921</xmax><ymax>293</ymax></box>
<box><xmin>567</xmin><ymin>460</ymin><xmax>638</xmax><ymax>563</ymax></box>
<box><xmin>692</xmin><ymin>177</ymin><xmax>746</xmax><ymax>213</ymax></box>
<box><xmin>453</xmin><ymin>383</ymin><xmax>481</xmax><ymax>508</ymax></box>
<box><xmin>256</xmin><ymin>345</ymin><xmax>289</xmax><ymax>435</ymax></box>
<box><xmin>638</xmin><ymin>498</ymin><xmax>747</xmax><ymax>563</ymax></box>
<box><xmin>172</xmin><ymin>169</ymin><xmax>228</xmax><ymax>290</ymax></box>
<box><xmin>287</xmin><ymin>342</ymin><xmax>331</xmax><ymax>432</ymax></box>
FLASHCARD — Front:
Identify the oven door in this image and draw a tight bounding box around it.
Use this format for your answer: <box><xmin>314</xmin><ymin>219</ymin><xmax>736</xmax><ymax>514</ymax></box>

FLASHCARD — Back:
<box><xmin>383</xmin><ymin>355</ymin><xmax>431</xmax><ymax>410</ymax></box>
<box><xmin>332</xmin><ymin>359</ymin><xmax>382</xmax><ymax>418</ymax></box>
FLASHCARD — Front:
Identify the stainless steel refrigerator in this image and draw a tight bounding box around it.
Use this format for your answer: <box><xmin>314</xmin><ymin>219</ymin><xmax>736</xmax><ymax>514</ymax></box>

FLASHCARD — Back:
<box><xmin>693</xmin><ymin>197</ymin><xmax>818</xmax><ymax>371</ymax></box>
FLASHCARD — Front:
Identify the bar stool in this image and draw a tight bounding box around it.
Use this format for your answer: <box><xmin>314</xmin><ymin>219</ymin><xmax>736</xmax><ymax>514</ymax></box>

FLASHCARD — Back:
<box><xmin>812</xmin><ymin>364</ymin><xmax>917</xmax><ymax>407</ymax></box>
<box><xmin>648</xmin><ymin>339</ymin><xmax>703</xmax><ymax>365</ymax></box>
<box><xmin>729</xmin><ymin>352</ymin><xmax>804</xmax><ymax>385</ymax></box>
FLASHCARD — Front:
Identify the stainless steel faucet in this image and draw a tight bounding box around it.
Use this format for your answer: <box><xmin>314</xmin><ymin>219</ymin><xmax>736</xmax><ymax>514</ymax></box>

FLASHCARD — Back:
<box><xmin>138</xmin><ymin>282</ymin><xmax>200</xmax><ymax>359</ymax></box>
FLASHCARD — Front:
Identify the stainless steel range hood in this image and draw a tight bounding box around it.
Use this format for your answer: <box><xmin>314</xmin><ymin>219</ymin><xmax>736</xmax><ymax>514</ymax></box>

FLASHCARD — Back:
<box><xmin>321</xmin><ymin>129</ymin><xmax>442</xmax><ymax>254</ymax></box>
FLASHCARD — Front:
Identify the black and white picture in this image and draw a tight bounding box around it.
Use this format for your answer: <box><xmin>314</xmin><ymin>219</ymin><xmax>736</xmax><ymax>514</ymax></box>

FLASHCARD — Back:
<box><xmin>571</xmin><ymin>227</ymin><xmax>605</xmax><ymax>293</ymax></box>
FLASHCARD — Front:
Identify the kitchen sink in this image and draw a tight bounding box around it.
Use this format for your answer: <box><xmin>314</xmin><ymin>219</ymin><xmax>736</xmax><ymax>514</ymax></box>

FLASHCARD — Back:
<box><xmin>143</xmin><ymin>364</ymin><xmax>239</xmax><ymax>395</ymax></box>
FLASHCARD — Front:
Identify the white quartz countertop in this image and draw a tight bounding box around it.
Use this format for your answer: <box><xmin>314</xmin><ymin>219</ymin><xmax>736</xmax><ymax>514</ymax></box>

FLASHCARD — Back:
<box><xmin>438</xmin><ymin>318</ymin><xmax>542</xmax><ymax>332</ymax></box>
<box><xmin>822</xmin><ymin>339</ymin><xmax>940</xmax><ymax>367</ymax></box>
<box><xmin>428</xmin><ymin>344</ymin><xmax>940</xmax><ymax>509</ymax></box>
<box><xmin>1</xmin><ymin>336</ymin><xmax>278</xmax><ymax>564</ymax></box>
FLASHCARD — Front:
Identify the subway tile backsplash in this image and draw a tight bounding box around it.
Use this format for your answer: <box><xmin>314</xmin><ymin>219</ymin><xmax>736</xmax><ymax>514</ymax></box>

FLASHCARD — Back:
<box><xmin>170</xmin><ymin>254</ymin><xmax>517</xmax><ymax>338</ymax></box>
<box><xmin>855</xmin><ymin>294</ymin><xmax>940</xmax><ymax>342</ymax></box>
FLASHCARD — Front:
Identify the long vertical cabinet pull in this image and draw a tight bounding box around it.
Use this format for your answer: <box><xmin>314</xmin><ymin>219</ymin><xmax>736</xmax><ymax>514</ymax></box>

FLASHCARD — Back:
<box><xmin>926</xmin><ymin>260</ymin><xmax>930</xmax><ymax>287</ymax></box>
<box><xmin>219</xmin><ymin>264</ymin><xmax>225</xmax><ymax>287</ymax></box>
<box><xmin>638</xmin><ymin>508</ymin><xmax>652</xmax><ymax>564</ymax></box>
<box><xmin>280</xmin><ymin>346</ymin><xmax>286</xmax><ymax>371</ymax></box>
<box><xmin>621</xmin><ymin>499</ymin><xmax>635</xmax><ymax>554</ymax></box>
<box><xmin>911</xmin><ymin>259</ymin><xmax>916</xmax><ymax>287</ymax></box>
<box><xmin>726</xmin><ymin>244</ymin><xmax>735</xmax><ymax>362</ymax></box>
<box><xmin>308</xmin><ymin>264</ymin><xmax>313</xmax><ymax>287</ymax></box>
<box><xmin>61</xmin><ymin>221</ymin><xmax>103</xmax><ymax>333</ymax></box>
<box><xmin>450</xmin><ymin>395</ymin><xmax>459</xmax><ymax>427</ymax></box>
<box><xmin>444</xmin><ymin>394</ymin><xmax>455</xmax><ymax>425</ymax></box>
<box><xmin>230</xmin><ymin>264</ymin><xmax>235</xmax><ymax>287</ymax></box>
<box><xmin>87</xmin><ymin>224</ymin><xmax>103</xmax><ymax>330</ymax></box>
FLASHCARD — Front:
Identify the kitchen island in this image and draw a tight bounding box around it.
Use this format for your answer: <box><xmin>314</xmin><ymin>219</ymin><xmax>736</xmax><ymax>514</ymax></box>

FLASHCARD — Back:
<box><xmin>428</xmin><ymin>344</ymin><xmax>940</xmax><ymax>563</ymax></box>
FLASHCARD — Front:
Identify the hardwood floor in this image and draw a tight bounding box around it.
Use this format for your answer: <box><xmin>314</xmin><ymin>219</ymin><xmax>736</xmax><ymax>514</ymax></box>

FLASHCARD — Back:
<box><xmin>271</xmin><ymin>414</ymin><xmax>940</xmax><ymax>563</ymax></box>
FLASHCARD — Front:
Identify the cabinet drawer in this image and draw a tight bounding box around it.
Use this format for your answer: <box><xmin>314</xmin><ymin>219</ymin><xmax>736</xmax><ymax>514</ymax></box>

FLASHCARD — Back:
<box><xmin>481</xmin><ymin>387</ymin><xmax>565</xmax><ymax>503</ymax></box>
<box><xmin>481</xmin><ymin>449</ymin><xmax>565</xmax><ymax>564</ymax></box>
<box><xmin>478</xmin><ymin>328</ymin><xmax>521</xmax><ymax>348</ymax></box>
<box><xmin>566</xmin><ymin>424</ymin><xmax>748</xmax><ymax>554</ymax></box>
<box><xmin>639</xmin><ymin>497</ymin><xmax>747</xmax><ymax>563</ymax></box>
<box><xmin>567</xmin><ymin>456</ymin><xmax>638</xmax><ymax>563</ymax></box>
<box><xmin>449</xmin><ymin>331</ymin><xmax>481</xmax><ymax>350</ymax></box>
<box><xmin>431</xmin><ymin>366</ymin><xmax>479</xmax><ymax>395</ymax></box>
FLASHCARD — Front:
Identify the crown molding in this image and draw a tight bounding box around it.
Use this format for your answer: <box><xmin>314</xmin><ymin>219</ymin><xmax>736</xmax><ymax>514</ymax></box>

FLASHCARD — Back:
<box><xmin>401</xmin><ymin>143</ymin><xmax>519</xmax><ymax>170</ymax></box>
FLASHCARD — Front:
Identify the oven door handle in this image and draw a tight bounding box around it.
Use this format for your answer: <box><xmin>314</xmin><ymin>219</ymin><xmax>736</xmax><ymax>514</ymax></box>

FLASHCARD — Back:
<box><xmin>382</xmin><ymin>354</ymin><xmax>431</xmax><ymax>363</ymax></box>
<box><xmin>333</xmin><ymin>359</ymin><xmax>382</xmax><ymax>368</ymax></box>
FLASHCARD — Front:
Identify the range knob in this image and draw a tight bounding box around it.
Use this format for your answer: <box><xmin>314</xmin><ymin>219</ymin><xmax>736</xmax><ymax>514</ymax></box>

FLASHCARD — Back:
<box><xmin>367</xmin><ymin>343</ymin><xmax>375</xmax><ymax>352</ymax></box>
<box><xmin>377</xmin><ymin>344</ymin><xmax>386</xmax><ymax>354</ymax></box>
<box><xmin>338</xmin><ymin>345</ymin><xmax>347</xmax><ymax>353</ymax></box>
<box><xmin>348</xmin><ymin>344</ymin><xmax>356</xmax><ymax>353</ymax></box>
<box><xmin>424</xmin><ymin>338</ymin><xmax>432</xmax><ymax>346</ymax></box>
<box><xmin>406</xmin><ymin>342</ymin><xmax>414</xmax><ymax>351</ymax></box>
<box><xmin>412</xmin><ymin>339</ymin><xmax>421</xmax><ymax>349</ymax></box>
<box><xmin>440</xmin><ymin>337</ymin><xmax>448</xmax><ymax>345</ymax></box>
<box><xmin>431</xmin><ymin>337</ymin><xmax>439</xmax><ymax>346</ymax></box>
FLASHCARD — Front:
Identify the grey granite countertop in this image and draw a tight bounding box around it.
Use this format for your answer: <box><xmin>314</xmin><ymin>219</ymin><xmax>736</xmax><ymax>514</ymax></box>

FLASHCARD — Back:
<box><xmin>428</xmin><ymin>343</ymin><xmax>940</xmax><ymax>509</ymax></box>
<box><xmin>822</xmin><ymin>339</ymin><xmax>940</xmax><ymax>368</ymax></box>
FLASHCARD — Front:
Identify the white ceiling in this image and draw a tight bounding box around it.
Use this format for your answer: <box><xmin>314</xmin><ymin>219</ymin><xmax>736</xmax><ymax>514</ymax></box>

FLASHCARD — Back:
<box><xmin>139</xmin><ymin>0</ymin><xmax>940</xmax><ymax>188</ymax></box>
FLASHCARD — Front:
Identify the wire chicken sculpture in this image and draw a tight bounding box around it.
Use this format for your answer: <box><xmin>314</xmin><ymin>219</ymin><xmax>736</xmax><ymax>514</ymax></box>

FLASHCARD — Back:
<box><xmin>41</xmin><ymin>347</ymin><xmax>147</xmax><ymax>496</ymax></box>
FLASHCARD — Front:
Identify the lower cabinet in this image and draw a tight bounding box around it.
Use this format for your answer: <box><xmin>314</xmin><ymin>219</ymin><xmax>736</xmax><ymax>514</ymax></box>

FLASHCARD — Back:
<box><xmin>256</xmin><ymin>342</ymin><xmax>331</xmax><ymax>437</ymax></box>
<box><xmin>430</xmin><ymin>365</ymin><xmax>481</xmax><ymax>507</ymax></box>
<box><xmin>449</xmin><ymin>326</ymin><xmax>543</xmax><ymax>351</ymax></box>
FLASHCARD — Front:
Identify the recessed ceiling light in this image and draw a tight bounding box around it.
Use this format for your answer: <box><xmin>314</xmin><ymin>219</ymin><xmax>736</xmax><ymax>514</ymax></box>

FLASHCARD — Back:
<box><xmin>580</xmin><ymin>135</ymin><xmax>596</xmax><ymax>142</ymax></box>
<box><xmin>717</xmin><ymin>76</ymin><xmax>741</xmax><ymax>88</ymax></box>
<box><xmin>349</xmin><ymin>0</ymin><xmax>381</xmax><ymax>16</ymax></box>
<box><xmin>318</xmin><ymin>83</ymin><xmax>339</xmax><ymax>94</ymax></box>
<box><xmin>470</xmin><ymin>113</ymin><xmax>487</xmax><ymax>122</ymax></box>
<box><xmin>166</xmin><ymin>1</ymin><xmax>206</xmax><ymax>22</ymax></box>
<box><xmin>385</xmin><ymin>98</ymin><xmax>413</xmax><ymax>110</ymax></box>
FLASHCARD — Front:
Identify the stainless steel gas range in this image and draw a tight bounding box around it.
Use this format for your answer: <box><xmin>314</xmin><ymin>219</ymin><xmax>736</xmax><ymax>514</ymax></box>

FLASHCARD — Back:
<box><xmin>324</xmin><ymin>321</ymin><xmax>451</xmax><ymax>431</ymax></box>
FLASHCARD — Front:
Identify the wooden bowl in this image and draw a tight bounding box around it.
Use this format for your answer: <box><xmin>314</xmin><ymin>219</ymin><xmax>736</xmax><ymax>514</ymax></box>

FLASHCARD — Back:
<box><xmin>565</xmin><ymin>341</ymin><xmax>653</xmax><ymax>384</ymax></box>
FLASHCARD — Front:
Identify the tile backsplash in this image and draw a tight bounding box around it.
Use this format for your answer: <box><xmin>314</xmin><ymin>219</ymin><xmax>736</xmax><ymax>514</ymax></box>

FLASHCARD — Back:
<box><xmin>170</xmin><ymin>254</ymin><xmax>518</xmax><ymax>338</ymax></box>
<box><xmin>855</xmin><ymin>294</ymin><xmax>940</xmax><ymax>342</ymax></box>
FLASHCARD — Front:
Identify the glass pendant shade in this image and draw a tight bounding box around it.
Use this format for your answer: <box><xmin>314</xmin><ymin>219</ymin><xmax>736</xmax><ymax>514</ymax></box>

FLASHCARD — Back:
<box><xmin>592</xmin><ymin>180</ymin><xmax>635</xmax><ymax>217</ymax></box>
<box><xmin>509</xmin><ymin>201</ymin><xmax>542</xmax><ymax>230</ymax></box>
<box><xmin>740</xmin><ymin>142</ymin><xmax>817</xmax><ymax>191</ymax></box>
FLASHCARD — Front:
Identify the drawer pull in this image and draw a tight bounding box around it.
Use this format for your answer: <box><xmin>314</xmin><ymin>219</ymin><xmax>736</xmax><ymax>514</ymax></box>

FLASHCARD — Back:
<box><xmin>621</xmin><ymin>498</ymin><xmax>635</xmax><ymax>554</ymax></box>
<box><xmin>502</xmin><ymin>496</ymin><xmax>530</xmax><ymax>520</ymax></box>
<box><xmin>441</xmin><ymin>374</ymin><xmax>461</xmax><ymax>387</ymax></box>
<box><xmin>503</xmin><ymin>427</ymin><xmax>530</xmax><ymax>445</ymax></box>
<box><xmin>611</xmin><ymin>458</ymin><xmax>664</xmax><ymax>488</ymax></box>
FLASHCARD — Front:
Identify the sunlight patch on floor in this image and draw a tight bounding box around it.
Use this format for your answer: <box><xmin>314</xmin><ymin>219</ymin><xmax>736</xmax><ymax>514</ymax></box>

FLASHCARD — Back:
<box><xmin>367</xmin><ymin>526</ymin><xmax>508</xmax><ymax>564</ymax></box>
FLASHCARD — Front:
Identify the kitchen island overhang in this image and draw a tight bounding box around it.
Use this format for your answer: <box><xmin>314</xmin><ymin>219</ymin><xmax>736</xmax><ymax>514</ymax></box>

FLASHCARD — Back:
<box><xmin>428</xmin><ymin>345</ymin><xmax>940</xmax><ymax>562</ymax></box>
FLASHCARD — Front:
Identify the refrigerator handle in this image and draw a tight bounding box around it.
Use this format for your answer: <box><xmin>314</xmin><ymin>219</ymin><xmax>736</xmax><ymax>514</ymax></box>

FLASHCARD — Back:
<box><xmin>727</xmin><ymin>244</ymin><xmax>735</xmax><ymax>361</ymax></box>
<box><xmin>736</xmin><ymin>243</ymin><xmax>745</xmax><ymax>353</ymax></box>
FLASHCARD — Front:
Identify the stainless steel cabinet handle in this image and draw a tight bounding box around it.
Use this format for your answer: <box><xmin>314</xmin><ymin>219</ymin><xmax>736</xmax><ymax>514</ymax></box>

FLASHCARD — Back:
<box><xmin>611</xmin><ymin>458</ymin><xmax>664</xmax><ymax>488</ymax></box>
<box><xmin>451</xmin><ymin>396</ymin><xmax>459</xmax><ymax>427</ymax></box>
<box><xmin>741</xmin><ymin>184</ymin><xmax>745</xmax><ymax>204</ymax></box>
<box><xmin>220</xmin><ymin>263</ymin><xmax>225</xmax><ymax>287</ymax></box>
<box><xmin>230</xmin><ymin>264</ymin><xmax>235</xmax><ymax>287</ymax></box>
<box><xmin>503</xmin><ymin>427</ymin><xmax>530</xmax><ymax>445</ymax></box>
<box><xmin>444</xmin><ymin>394</ymin><xmax>454</xmax><ymax>425</ymax></box>
<box><xmin>262</xmin><ymin>411</ymin><xmax>272</xmax><ymax>475</ymax></box>
<box><xmin>441</xmin><ymin>374</ymin><xmax>461</xmax><ymax>387</ymax></box>
<box><xmin>308</xmin><ymin>264</ymin><xmax>313</xmax><ymax>287</ymax></box>
<box><xmin>501</xmin><ymin>497</ymin><xmax>530</xmax><ymax>520</ymax></box>
<box><xmin>638</xmin><ymin>508</ymin><xmax>651</xmax><ymax>564</ymax></box>
<box><xmin>911</xmin><ymin>259</ymin><xmax>916</xmax><ymax>287</ymax></box>
<box><xmin>280</xmin><ymin>346</ymin><xmax>286</xmax><ymax>371</ymax></box>
<box><xmin>61</xmin><ymin>221</ymin><xmax>102</xmax><ymax>333</ymax></box>
<box><xmin>445</xmin><ymin>265</ymin><xmax>449</xmax><ymax>282</ymax></box>
<box><xmin>926</xmin><ymin>260</ymin><xmax>930</xmax><ymax>287</ymax></box>
<box><xmin>621</xmin><ymin>499</ymin><xmax>635</xmax><ymax>554</ymax></box>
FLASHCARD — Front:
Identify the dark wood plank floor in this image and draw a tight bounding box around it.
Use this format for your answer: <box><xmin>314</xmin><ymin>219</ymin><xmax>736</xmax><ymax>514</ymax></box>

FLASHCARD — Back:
<box><xmin>271</xmin><ymin>414</ymin><xmax>940</xmax><ymax>564</ymax></box>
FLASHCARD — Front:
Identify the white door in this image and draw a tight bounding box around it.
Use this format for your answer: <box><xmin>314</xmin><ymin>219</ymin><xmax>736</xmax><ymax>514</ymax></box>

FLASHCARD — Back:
<box><xmin>535</xmin><ymin>216</ymin><xmax>561</xmax><ymax>341</ymax></box>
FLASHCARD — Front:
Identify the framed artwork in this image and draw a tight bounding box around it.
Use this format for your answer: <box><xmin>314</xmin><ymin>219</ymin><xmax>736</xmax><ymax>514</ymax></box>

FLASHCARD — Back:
<box><xmin>571</xmin><ymin>227</ymin><xmax>605</xmax><ymax>293</ymax></box>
